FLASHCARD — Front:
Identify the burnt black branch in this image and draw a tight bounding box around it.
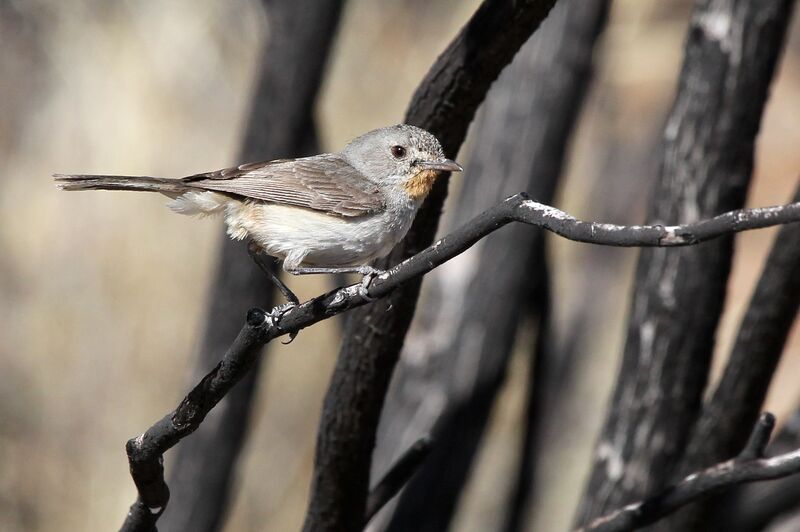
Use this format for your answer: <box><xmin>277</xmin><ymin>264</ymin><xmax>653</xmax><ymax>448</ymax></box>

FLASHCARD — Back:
<box><xmin>121</xmin><ymin>193</ymin><xmax>800</xmax><ymax>530</ymax></box>
<box><xmin>577</xmin><ymin>413</ymin><xmax>800</xmax><ymax>532</ymax></box>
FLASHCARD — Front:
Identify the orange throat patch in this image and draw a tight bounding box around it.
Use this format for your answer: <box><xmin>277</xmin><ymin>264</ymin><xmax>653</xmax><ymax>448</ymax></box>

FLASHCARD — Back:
<box><xmin>403</xmin><ymin>169</ymin><xmax>440</xmax><ymax>201</ymax></box>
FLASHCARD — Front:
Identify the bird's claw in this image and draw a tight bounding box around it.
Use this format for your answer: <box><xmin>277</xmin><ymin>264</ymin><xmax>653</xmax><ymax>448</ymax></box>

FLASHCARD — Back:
<box><xmin>269</xmin><ymin>302</ymin><xmax>296</xmax><ymax>318</ymax></box>
<box><xmin>358</xmin><ymin>268</ymin><xmax>384</xmax><ymax>302</ymax></box>
<box><xmin>269</xmin><ymin>302</ymin><xmax>299</xmax><ymax>344</ymax></box>
<box><xmin>357</xmin><ymin>265</ymin><xmax>381</xmax><ymax>276</ymax></box>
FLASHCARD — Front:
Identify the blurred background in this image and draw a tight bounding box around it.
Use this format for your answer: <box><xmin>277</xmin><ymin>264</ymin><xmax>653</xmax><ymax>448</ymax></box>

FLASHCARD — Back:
<box><xmin>0</xmin><ymin>0</ymin><xmax>798</xmax><ymax>530</ymax></box>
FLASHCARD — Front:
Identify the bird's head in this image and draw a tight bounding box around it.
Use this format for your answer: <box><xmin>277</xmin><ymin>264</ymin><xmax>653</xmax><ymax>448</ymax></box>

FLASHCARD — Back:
<box><xmin>341</xmin><ymin>124</ymin><xmax>462</xmax><ymax>201</ymax></box>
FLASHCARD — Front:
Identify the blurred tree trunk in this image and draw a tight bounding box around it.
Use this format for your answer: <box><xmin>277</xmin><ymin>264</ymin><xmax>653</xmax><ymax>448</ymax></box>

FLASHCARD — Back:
<box><xmin>574</xmin><ymin>0</ymin><xmax>793</xmax><ymax>526</ymax></box>
<box><xmin>302</xmin><ymin>2</ymin><xmax>560</xmax><ymax>531</ymax></box>
<box><xmin>661</xmin><ymin>184</ymin><xmax>800</xmax><ymax>531</ymax></box>
<box><xmin>159</xmin><ymin>1</ymin><xmax>343</xmax><ymax>531</ymax></box>
<box><xmin>365</xmin><ymin>2</ymin><xmax>610</xmax><ymax>531</ymax></box>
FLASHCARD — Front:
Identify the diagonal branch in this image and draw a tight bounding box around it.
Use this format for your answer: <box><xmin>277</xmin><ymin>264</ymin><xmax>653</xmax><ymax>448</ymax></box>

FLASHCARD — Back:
<box><xmin>715</xmin><ymin>408</ymin><xmax>800</xmax><ymax>531</ymax></box>
<box><xmin>365</xmin><ymin>437</ymin><xmax>434</xmax><ymax>526</ymax></box>
<box><xmin>121</xmin><ymin>192</ymin><xmax>800</xmax><ymax>529</ymax></box>
<box><xmin>577</xmin><ymin>413</ymin><xmax>800</xmax><ymax>532</ymax></box>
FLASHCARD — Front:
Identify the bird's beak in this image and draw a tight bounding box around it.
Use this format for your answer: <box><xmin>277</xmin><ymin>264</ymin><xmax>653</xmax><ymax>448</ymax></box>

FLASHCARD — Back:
<box><xmin>421</xmin><ymin>159</ymin><xmax>463</xmax><ymax>173</ymax></box>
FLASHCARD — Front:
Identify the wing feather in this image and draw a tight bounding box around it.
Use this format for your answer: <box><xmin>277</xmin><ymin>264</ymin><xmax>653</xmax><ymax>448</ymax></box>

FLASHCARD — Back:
<box><xmin>182</xmin><ymin>154</ymin><xmax>383</xmax><ymax>217</ymax></box>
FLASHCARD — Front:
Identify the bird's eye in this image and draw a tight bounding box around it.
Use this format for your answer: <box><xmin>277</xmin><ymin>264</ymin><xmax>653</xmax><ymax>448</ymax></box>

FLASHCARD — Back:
<box><xmin>391</xmin><ymin>145</ymin><xmax>406</xmax><ymax>159</ymax></box>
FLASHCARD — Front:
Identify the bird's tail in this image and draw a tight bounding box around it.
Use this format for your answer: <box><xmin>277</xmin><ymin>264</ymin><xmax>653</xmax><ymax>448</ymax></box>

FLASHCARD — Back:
<box><xmin>54</xmin><ymin>174</ymin><xmax>190</xmax><ymax>195</ymax></box>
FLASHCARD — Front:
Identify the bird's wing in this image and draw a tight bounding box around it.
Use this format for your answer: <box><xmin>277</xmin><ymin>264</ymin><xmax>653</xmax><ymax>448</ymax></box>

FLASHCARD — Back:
<box><xmin>182</xmin><ymin>154</ymin><xmax>385</xmax><ymax>217</ymax></box>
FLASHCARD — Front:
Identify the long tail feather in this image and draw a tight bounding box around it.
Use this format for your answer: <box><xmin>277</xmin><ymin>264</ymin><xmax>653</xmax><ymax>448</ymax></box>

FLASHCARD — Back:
<box><xmin>53</xmin><ymin>174</ymin><xmax>189</xmax><ymax>194</ymax></box>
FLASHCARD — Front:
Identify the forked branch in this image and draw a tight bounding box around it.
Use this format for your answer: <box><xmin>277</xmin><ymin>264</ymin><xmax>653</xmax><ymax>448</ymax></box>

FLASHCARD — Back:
<box><xmin>578</xmin><ymin>413</ymin><xmax>800</xmax><ymax>532</ymax></box>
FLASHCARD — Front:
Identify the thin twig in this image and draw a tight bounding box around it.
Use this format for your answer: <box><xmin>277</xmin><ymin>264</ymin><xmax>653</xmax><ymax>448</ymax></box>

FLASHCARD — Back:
<box><xmin>715</xmin><ymin>409</ymin><xmax>800</xmax><ymax>531</ymax></box>
<box><xmin>738</xmin><ymin>414</ymin><xmax>776</xmax><ymax>462</ymax></box>
<box><xmin>122</xmin><ymin>193</ymin><xmax>800</xmax><ymax>522</ymax></box>
<box><xmin>365</xmin><ymin>437</ymin><xmax>434</xmax><ymax>525</ymax></box>
<box><xmin>576</xmin><ymin>413</ymin><xmax>800</xmax><ymax>532</ymax></box>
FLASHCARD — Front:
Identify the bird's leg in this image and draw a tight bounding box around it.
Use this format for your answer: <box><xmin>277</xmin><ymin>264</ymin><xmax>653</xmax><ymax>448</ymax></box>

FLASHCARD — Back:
<box><xmin>247</xmin><ymin>241</ymin><xmax>300</xmax><ymax>307</ymax></box>
<box><xmin>283</xmin><ymin>265</ymin><xmax>382</xmax><ymax>276</ymax></box>
<box><xmin>284</xmin><ymin>265</ymin><xmax>384</xmax><ymax>302</ymax></box>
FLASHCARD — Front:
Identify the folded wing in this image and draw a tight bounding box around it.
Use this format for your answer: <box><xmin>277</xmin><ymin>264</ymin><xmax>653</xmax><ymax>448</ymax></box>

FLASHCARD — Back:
<box><xmin>183</xmin><ymin>154</ymin><xmax>384</xmax><ymax>218</ymax></box>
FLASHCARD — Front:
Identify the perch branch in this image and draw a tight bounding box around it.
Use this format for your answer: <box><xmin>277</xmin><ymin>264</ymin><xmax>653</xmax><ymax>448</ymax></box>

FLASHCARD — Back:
<box><xmin>577</xmin><ymin>413</ymin><xmax>800</xmax><ymax>532</ymax></box>
<box><xmin>122</xmin><ymin>192</ymin><xmax>800</xmax><ymax>528</ymax></box>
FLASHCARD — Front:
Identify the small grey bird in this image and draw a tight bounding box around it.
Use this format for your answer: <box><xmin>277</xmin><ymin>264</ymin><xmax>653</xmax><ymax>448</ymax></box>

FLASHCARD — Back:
<box><xmin>55</xmin><ymin>124</ymin><xmax>462</xmax><ymax>304</ymax></box>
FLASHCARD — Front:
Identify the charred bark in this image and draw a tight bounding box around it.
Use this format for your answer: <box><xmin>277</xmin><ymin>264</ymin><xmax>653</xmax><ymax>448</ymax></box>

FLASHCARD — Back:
<box><xmin>664</xmin><ymin>185</ymin><xmax>800</xmax><ymax>530</ymax></box>
<box><xmin>575</xmin><ymin>0</ymin><xmax>794</xmax><ymax>525</ymax></box>
<box><xmin>580</xmin><ymin>414</ymin><xmax>800</xmax><ymax>532</ymax></box>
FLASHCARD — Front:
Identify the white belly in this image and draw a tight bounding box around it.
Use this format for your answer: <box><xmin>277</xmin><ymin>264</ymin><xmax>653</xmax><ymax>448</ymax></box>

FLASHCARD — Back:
<box><xmin>167</xmin><ymin>190</ymin><xmax>418</xmax><ymax>268</ymax></box>
<box><xmin>226</xmin><ymin>201</ymin><xmax>415</xmax><ymax>268</ymax></box>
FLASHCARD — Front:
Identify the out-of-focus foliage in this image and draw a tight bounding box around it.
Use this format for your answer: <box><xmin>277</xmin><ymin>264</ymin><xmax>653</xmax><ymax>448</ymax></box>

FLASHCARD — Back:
<box><xmin>0</xmin><ymin>1</ymin><xmax>797</xmax><ymax>530</ymax></box>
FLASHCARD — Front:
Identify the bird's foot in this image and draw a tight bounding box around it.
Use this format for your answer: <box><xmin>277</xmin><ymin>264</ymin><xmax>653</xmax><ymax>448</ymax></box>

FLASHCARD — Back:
<box><xmin>358</xmin><ymin>268</ymin><xmax>385</xmax><ymax>302</ymax></box>
<box><xmin>269</xmin><ymin>302</ymin><xmax>297</xmax><ymax>319</ymax></box>
<box><xmin>268</xmin><ymin>302</ymin><xmax>299</xmax><ymax>344</ymax></box>
<box><xmin>356</xmin><ymin>265</ymin><xmax>381</xmax><ymax>276</ymax></box>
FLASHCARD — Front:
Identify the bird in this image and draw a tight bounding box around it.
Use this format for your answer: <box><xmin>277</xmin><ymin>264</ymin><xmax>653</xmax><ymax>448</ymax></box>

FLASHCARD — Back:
<box><xmin>55</xmin><ymin>124</ymin><xmax>462</xmax><ymax>306</ymax></box>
